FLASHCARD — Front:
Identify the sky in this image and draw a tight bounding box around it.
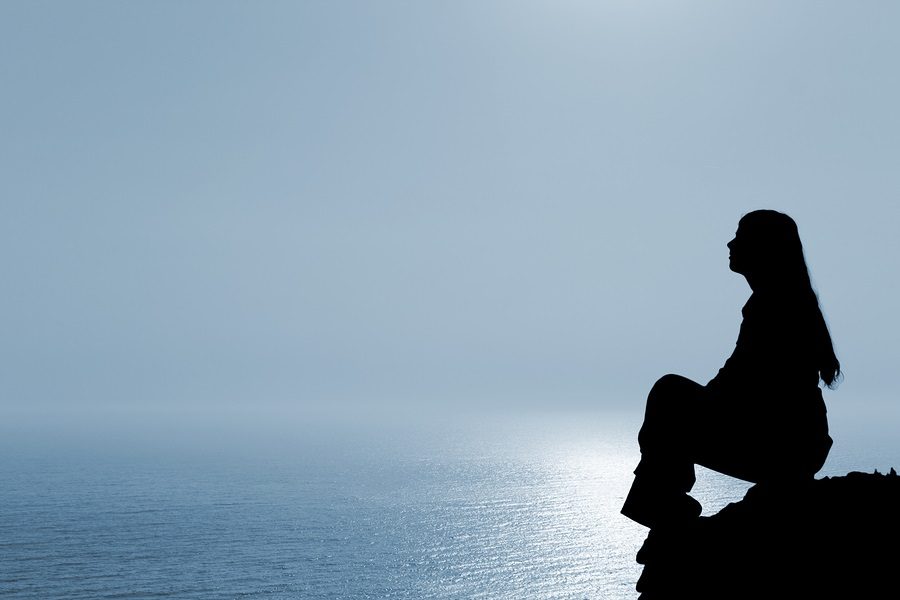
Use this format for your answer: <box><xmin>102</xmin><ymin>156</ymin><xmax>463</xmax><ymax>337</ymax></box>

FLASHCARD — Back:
<box><xmin>1</xmin><ymin>2</ymin><xmax>899</xmax><ymax>441</ymax></box>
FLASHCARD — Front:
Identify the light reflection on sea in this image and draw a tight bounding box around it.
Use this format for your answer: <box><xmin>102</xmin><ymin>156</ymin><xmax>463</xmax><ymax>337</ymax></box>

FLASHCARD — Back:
<box><xmin>0</xmin><ymin>411</ymin><xmax>803</xmax><ymax>599</ymax></box>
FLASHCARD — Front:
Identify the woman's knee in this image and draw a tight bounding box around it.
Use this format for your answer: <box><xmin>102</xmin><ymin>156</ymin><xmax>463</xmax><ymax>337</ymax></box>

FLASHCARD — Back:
<box><xmin>640</xmin><ymin>375</ymin><xmax>705</xmax><ymax>451</ymax></box>
<box><xmin>645</xmin><ymin>374</ymin><xmax>703</xmax><ymax>419</ymax></box>
<box><xmin>649</xmin><ymin>374</ymin><xmax>695</xmax><ymax>400</ymax></box>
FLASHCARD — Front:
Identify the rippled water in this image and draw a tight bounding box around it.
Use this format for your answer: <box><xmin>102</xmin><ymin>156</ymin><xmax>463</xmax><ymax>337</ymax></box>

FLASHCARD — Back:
<box><xmin>2</xmin><ymin>411</ymin><xmax>860</xmax><ymax>599</ymax></box>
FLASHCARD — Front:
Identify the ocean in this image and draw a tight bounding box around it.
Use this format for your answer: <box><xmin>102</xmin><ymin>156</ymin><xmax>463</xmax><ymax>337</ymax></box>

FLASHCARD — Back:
<box><xmin>1</xmin><ymin>406</ymin><xmax>894</xmax><ymax>599</ymax></box>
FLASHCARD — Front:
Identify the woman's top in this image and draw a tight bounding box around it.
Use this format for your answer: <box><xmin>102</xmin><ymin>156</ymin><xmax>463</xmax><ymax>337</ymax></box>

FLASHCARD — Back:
<box><xmin>705</xmin><ymin>290</ymin><xmax>832</xmax><ymax>478</ymax></box>
<box><xmin>707</xmin><ymin>291</ymin><xmax>821</xmax><ymax>394</ymax></box>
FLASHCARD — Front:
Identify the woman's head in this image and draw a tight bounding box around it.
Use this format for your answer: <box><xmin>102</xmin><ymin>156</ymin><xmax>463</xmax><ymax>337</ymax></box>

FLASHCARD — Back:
<box><xmin>727</xmin><ymin>210</ymin><xmax>806</xmax><ymax>286</ymax></box>
<box><xmin>728</xmin><ymin>209</ymin><xmax>842</xmax><ymax>388</ymax></box>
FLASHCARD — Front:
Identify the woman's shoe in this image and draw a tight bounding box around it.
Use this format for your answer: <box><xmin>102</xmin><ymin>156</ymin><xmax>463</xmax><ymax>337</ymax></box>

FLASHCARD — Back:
<box><xmin>622</xmin><ymin>477</ymin><xmax>701</xmax><ymax>529</ymax></box>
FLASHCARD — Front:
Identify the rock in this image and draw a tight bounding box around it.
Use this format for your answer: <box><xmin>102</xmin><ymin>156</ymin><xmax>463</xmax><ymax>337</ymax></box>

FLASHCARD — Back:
<box><xmin>634</xmin><ymin>470</ymin><xmax>900</xmax><ymax>599</ymax></box>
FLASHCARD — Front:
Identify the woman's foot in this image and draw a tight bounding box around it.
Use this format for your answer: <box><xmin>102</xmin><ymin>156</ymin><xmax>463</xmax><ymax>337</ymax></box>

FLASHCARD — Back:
<box><xmin>622</xmin><ymin>480</ymin><xmax>701</xmax><ymax>529</ymax></box>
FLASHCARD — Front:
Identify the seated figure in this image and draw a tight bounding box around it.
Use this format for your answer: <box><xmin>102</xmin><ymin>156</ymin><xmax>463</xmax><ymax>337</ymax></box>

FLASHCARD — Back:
<box><xmin>621</xmin><ymin>210</ymin><xmax>840</xmax><ymax>529</ymax></box>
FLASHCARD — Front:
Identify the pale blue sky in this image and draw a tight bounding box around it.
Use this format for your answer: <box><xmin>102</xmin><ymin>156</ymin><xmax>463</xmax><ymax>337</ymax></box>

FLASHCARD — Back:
<box><xmin>2</xmin><ymin>2</ymin><xmax>899</xmax><ymax>432</ymax></box>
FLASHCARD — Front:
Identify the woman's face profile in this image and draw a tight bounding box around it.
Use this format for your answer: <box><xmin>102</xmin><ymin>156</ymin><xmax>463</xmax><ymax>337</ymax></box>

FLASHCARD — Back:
<box><xmin>727</xmin><ymin>220</ymin><xmax>771</xmax><ymax>279</ymax></box>
<box><xmin>727</xmin><ymin>225</ymin><xmax>748</xmax><ymax>275</ymax></box>
<box><xmin>726</xmin><ymin>221</ymin><xmax>761</xmax><ymax>276</ymax></box>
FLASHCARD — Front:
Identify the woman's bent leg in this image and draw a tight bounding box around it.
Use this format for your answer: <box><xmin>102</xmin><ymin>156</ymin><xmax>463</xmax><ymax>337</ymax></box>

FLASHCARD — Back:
<box><xmin>622</xmin><ymin>374</ymin><xmax>705</xmax><ymax>528</ymax></box>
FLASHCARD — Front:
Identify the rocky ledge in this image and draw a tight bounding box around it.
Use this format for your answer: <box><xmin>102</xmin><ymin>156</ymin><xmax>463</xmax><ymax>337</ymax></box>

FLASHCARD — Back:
<box><xmin>635</xmin><ymin>469</ymin><xmax>900</xmax><ymax>599</ymax></box>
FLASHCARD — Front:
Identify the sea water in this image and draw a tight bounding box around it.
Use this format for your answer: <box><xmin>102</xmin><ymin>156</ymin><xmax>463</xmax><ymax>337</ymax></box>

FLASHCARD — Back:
<box><xmin>0</xmin><ymin>407</ymin><xmax>894</xmax><ymax>600</ymax></box>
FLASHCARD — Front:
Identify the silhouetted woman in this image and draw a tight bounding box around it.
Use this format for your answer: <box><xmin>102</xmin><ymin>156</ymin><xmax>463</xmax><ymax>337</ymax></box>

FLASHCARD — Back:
<box><xmin>621</xmin><ymin>210</ymin><xmax>840</xmax><ymax>529</ymax></box>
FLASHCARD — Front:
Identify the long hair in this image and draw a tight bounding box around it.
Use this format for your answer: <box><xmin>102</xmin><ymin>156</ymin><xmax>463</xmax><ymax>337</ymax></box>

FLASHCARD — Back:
<box><xmin>739</xmin><ymin>210</ymin><xmax>842</xmax><ymax>388</ymax></box>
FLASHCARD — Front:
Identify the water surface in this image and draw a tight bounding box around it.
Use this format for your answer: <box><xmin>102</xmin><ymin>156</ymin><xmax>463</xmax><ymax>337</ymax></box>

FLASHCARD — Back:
<box><xmin>0</xmin><ymin>409</ymin><xmax>889</xmax><ymax>599</ymax></box>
